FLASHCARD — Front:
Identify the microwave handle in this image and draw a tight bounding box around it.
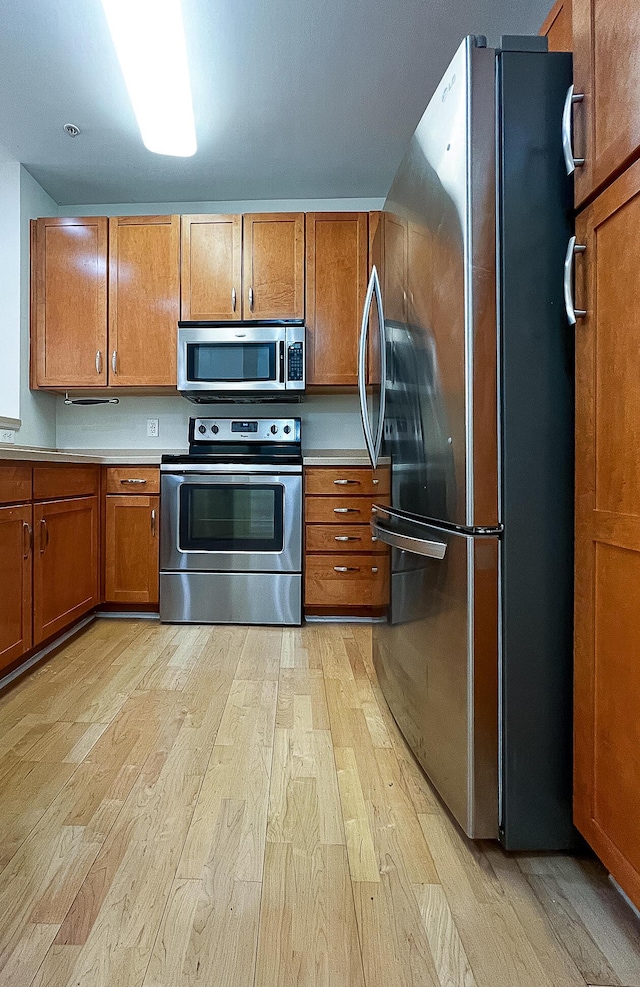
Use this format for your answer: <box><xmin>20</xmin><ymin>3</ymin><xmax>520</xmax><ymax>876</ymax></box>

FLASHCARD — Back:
<box><xmin>279</xmin><ymin>341</ymin><xmax>285</xmax><ymax>383</ymax></box>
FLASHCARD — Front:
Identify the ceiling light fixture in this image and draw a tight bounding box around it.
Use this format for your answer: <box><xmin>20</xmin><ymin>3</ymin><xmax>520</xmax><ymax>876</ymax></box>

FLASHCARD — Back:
<box><xmin>99</xmin><ymin>0</ymin><xmax>197</xmax><ymax>157</ymax></box>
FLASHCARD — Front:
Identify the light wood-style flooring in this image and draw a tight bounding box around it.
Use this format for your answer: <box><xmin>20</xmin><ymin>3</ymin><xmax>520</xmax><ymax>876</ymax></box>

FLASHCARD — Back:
<box><xmin>0</xmin><ymin>619</ymin><xmax>638</xmax><ymax>987</ymax></box>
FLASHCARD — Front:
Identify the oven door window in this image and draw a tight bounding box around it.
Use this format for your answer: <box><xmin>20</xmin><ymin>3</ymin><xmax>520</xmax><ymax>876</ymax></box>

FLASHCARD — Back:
<box><xmin>179</xmin><ymin>484</ymin><xmax>284</xmax><ymax>553</ymax></box>
<box><xmin>186</xmin><ymin>343</ymin><xmax>277</xmax><ymax>383</ymax></box>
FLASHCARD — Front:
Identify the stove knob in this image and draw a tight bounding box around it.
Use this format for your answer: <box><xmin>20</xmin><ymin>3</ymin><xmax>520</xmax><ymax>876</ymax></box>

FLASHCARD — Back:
<box><xmin>283</xmin><ymin>425</ymin><xmax>291</xmax><ymax>434</ymax></box>
<box><xmin>270</xmin><ymin>424</ymin><xmax>278</xmax><ymax>434</ymax></box>
<box><xmin>212</xmin><ymin>424</ymin><xmax>219</xmax><ymax>434</ymax></box>
<box><xmin>198</xmin><ymin>424</ymin><xmax>206</xmax><ymax>434</ymax></box>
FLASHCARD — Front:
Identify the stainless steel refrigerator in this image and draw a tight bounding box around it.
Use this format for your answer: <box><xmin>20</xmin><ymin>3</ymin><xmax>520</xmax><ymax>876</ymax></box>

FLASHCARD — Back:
<box><xmin>359</xmin><ymin>35</ymin><xmax>575</xmax><ymax>848</ymax></box>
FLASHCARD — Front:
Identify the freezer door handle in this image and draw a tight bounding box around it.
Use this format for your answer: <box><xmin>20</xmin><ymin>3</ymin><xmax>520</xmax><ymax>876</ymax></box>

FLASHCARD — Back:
<box><xmin>358</xmin><ymin>267</ymin><xmax>377</xmax><ymax>466</ymax></box>
<box><xmin>371</xmin><ymin>517</ymin><xmax>447</xmax><ymax>560</ymax></box>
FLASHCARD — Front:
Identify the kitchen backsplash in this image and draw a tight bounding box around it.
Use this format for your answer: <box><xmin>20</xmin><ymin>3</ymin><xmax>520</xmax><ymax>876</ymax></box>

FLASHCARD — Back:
<box><xmin>55</xmin><ymin>393</ymin><xmax>366</xmax><ymax>451</ymax></box>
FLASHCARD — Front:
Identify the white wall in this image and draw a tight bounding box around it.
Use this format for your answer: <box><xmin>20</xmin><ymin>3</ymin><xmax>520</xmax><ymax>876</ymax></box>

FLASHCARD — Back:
<box><xmin>60</xmin><ymin>197</ymin><xmax>383</xmax><ymax>217</ymax></box>
<box><xmin>18</xmin><ymin>167</ymin><xmax>58</xmax><ymax>447</ymax></box>
<box><xmin>56</xmin><ymin>392</ymin><xmax>365</xmax><ymax>451</ymax></box>
<box><xmin>0</xmin><ymin>162</ymin><xmax>21</xmax><ymax>425</ymax></box>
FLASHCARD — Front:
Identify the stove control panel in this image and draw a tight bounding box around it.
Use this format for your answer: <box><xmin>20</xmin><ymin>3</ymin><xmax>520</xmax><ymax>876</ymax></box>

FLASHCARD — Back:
<box><xmin>190</xmin><ymin>418</ymin><xmax>301</xmax><ymax>443</ymax></box>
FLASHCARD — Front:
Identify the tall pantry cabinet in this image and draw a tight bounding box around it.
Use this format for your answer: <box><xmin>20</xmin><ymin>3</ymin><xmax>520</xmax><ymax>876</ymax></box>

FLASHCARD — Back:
<box><xmin>564</xmin><ymin>0</ymin><xmax>640</xmax><ymax>910</ymax></box>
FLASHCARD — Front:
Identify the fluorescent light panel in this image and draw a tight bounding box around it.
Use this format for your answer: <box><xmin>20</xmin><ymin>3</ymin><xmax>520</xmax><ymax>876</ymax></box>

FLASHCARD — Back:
<box><xmin>100</xmin><ymin>0</ymin><xmax>197</xmax><ymax>157</ymax></box>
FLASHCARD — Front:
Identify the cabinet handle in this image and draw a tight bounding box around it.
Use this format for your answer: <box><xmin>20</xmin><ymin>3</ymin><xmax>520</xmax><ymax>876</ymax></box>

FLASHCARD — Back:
<box><xmin>334</xmin><ymin>566</ymin><xmax>360</xmax><ymax>573</ymax></box>
<box><xmin>373</xmin><ymin>478</ymin><xmax>379</xmax><ymax>485</ymax></box>
<box><xmin>334</xmin><ymin>507</ymin><xmax>359</xmax><ymax>514</ymax></box>
<box><xmin>563</xmin><ymin>236</ymin><xmax>587</xmax><ymax>325</ymax></box>
<box><xmin>23</xmin><ymin>521</ymin><xmax>32</xmax><ymax>560</ymax></box>
<box><xmin>371</xmin><ymin>567</ymin><xmax>379</xmax><ymax>573</ymax></box>
<box><xmin>120</xmin><ymin>478</ymin><xmax>147</xmax><ymax>485</ymax></box>
<box><xmin>96</xmin><ymin>350</ymin><xmax>102</xmax><ymax>375</ymax></box>
<box><xmin>40</xmin><ymin>518</ymin><xmax>48</xmax><ymax>554</ymax></box>
<box><xmin>111</xmin><ymin>350</ymin><xmax>118</xmax><ymax>375</ymax></box>
<box><xmin>248</xmin><ymin>287</ymin><xmax>254</xmax><ymax>311</ymax></box>
<box><xmin>562</xmin><ymin>85</ymin><xmax>585</xmax><ymax>175</ymax></box>
<box><xmin>151</xmin><ymin>508</ymin><xmax>157</xmax><ymax>537</ymax></box>
<box><xmin>232</xmin><ymin>287</ymin><xmax>237</xmax><ymax>312</ymax></box>
<box><xmin>334</xmin><ymin>479</ymin><xmax>359</xmax><ymax>485</ymax></box>
<box><xmin>335</xmin><ymin>535</ymin><xmax>361</xmax><ymax>542</ymax></box>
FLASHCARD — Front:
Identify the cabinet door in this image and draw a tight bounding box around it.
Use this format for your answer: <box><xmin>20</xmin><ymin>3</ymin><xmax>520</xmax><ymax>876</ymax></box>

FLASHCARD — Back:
<box><xmin>574</xmin><ymin>161</ymin><xmax>640</xmax><ymax>910</ymax></box>
<box><xmin>33</xmin><ymin>217</ymin><xmax>108</xmax><ymax>388</ymax></box>
<box><xmin>573</xmin><ymin>0</ymin><xmax>640</xmax><ymax>206</ymax></box>
<box><xmin>382</xmin><ymin>212</ymin><xmax>408</xmax><ymax>323</ymax></box>
<box><xmin>539</xmin><ymin>0</ymin><xmax>572</xmax><ymax>51</ymax></box>
<box><xmin>105</xmin><ymin>495</ymin><xmax>159</xmax><ymax>604</ymax></box>
<box><xmin>242</xmin><ymin>213</ymin><xmax>305</xmax><ymax>319</ymax></box>
<box><xmin>306</xmin><ymin>213</ymin><xmax>368</xmax><ymax>385</ymax></box>
<box><xmin>0</xmin><ymin>504</ymin><xmax>32</xmax><ymax>672</ymax></box>
<box><xmin>181</xmin><ymin>215</ymin><xmax>242</xmax><ymax>321</ymax></box>
<box><xmin>109</xmin><ymin>215</ymin><xmax>180</xmax><ymax>386</ymax></box>
<box><xmin>33</xmin><ymin>496</ymin><xmax>99</xmax><ymax>645</ymax></box>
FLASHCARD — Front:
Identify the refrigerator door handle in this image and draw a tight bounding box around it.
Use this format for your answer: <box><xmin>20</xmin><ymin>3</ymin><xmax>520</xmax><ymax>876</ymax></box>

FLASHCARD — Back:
<box><xmin>563</xmin><ymin>235</ymin><xmax>587</xmax><ymax>325</ymax></box>
<box><xmin>358</xmin><ymin>267</ymin><xmax>377</xmax><ymax>467</ymax></box>
<box><xmin>371</xmin><ymin>517</ymin><xmax>447</xmax><ymax>560</ymax></box>
<box><xmin>372</xmin><ymin>265</ymin><xmax>387</xmax><ymax>467</ymax></box>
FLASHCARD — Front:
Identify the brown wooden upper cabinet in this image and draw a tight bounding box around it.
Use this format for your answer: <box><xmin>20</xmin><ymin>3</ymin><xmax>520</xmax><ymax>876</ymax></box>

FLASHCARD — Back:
<box><xmin>539</xmin><ymin>0</ymin><xmax>572</xmax><ymax>51</ymax></box>
<box><xmin>242</xmin><ymin>213</ymin><xmax>305</xmax><ymax>319</ymax></box>
<box><xmin>181</xmin><ymin>214</ymin><xmax>242</xmax><ymax>321</ymax></box>
<box><xmin>572</xmin><ymin>0</ymin><xmax>640</xmax><ymax>207</ymax></box>
<box><xmin>573</xmin><ymin>158</ymin><xmax>640</xmax><ymax>910</ymax></box>
<box><xmin>109</xmin><ymin>215</ymin><xmax>180</xmax><ymax>386</ymax></box>
<box><xmin>32</xmin><ymin>216</ymin><xmax>108</xmax><ymax>388</ymax></box>
<box><xmin>306</xmin><ymin>213</ymin><xmax>368</xmax><ymax>386</ymax></box>
<box><xmin>381</xmin><ymin>212</ymin><xmax>408</xmax><ymax>324</ymax></box>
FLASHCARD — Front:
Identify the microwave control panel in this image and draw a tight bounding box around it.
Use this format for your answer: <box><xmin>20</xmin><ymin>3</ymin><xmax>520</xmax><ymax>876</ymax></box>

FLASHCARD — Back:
<box><xmin>287</xmin><ymin>342</ymin><xmax>304</xmax><ymax>382</ymax></box>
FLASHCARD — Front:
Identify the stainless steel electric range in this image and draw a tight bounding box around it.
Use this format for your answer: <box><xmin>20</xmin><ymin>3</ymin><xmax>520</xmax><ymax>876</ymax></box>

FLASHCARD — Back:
<box><xmin>159</xmin><ymin>417</ymin><xmax>302</xmax><ymax>625</ymax></box>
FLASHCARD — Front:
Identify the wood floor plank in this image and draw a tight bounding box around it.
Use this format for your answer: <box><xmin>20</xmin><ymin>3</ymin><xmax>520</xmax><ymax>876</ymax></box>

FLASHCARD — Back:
<box><xmin>414</xmin><ymin>882</ymin><xmax>479</xmax><ymax>987</ymax></box>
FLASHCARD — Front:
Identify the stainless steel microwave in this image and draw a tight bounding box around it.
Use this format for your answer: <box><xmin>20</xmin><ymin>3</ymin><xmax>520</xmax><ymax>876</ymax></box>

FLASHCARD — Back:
<box><xmin>177</xmin><ymin>321</ymin><xmax>305</xmax><ymax>402</ymax></box>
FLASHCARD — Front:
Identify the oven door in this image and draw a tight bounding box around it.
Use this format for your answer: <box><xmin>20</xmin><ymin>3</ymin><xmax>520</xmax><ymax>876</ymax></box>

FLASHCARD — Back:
<box><xmin>178</xmin><ymin>325</ymin><xmax>287</xmax><ymax>396</ymax></box>
<box><xmin>161</xmin><ymin>471</ymin><xmax>302</xmax><ymax>572</ymax></box>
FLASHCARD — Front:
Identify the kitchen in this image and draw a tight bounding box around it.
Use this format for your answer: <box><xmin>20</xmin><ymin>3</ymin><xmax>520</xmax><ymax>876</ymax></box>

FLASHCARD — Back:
<box><xmin>0</xmin><ymin>0</ymin><xmax>639</xmax><ymax>984</ymax></box>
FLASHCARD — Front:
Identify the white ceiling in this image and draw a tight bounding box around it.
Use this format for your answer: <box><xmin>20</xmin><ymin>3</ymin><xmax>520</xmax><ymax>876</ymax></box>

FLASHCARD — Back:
<box><xmin>0</xmin><ymin>0</ymin><xmax>553</xmax><ymax>205</ymax></box>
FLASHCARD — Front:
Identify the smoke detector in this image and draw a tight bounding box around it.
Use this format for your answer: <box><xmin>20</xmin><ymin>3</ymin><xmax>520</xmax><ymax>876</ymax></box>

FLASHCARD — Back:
<box><xmin>63</xmin><ymin>123</ymin><xmax>81</xmax><ymax>138</ymax></box>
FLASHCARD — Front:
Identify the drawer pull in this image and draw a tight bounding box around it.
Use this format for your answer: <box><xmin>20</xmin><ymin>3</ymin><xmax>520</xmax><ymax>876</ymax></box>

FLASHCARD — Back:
<box><xmin>373</xmin><ymin>478</ymin><xmax>379</xmax><ymax>484</ymax></box>
<box><xmin>120</xmin><ymin>478</ymin><xmax>147</xmax><ymax>485</ymax></box>
<box><xmin>334</xmin><ymin>566</ymin><xmax>360</xmax><ymax>573</ymax></box>
<box><xmin>335</xmin><ymin>535</ymin><xmax>360</xmax><ymax>542</ymax></box>
<box><xmin>334</xmin><ymin>479</ymin><xmax>360</xmax><ymax>485</ymax></box>
<box><xmin>334</xmin><ymin>507</ymin><xmax>360</xmax><ymax>514</ymax></box>
<box><xmin>371</xmin><ymin>567</ymin><xmax>378</xmax><ymax>573</ymax></box>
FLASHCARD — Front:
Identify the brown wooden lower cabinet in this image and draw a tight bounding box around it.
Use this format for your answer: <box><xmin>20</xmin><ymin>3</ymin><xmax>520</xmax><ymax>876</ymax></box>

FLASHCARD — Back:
<box><xmin>304</xmin><ymin>464</ymin><xmax>390</xmax><ymax>615</ymax></box>
<box><xmin>305</xmin><ymin>556</ymin><xmax>389</xmax><ymax>609</ymax></box>
<box><xmin>574</xmin><ymin>159</ymin><xmax>640</xmax><ymax>909</ymax></box>
<box><xmin>33</xmin><ymin>496</ymin><xmax>99</xmax><ymax>646</ymax></box>
<box><xmin>0</xmin><ymin>504</ymin><xmax>33</xmax><ymax>672</ymax></box>
<box><xmin>105</xmin><ymin>495</ymin><xmax>159</xmax><ymax>604</ymax></box>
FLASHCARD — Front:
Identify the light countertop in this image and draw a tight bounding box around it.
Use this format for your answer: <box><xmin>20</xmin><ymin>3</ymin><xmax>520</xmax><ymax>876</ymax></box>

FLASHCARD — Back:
<box><xmin>0</xmin><ymin>445</ymin><xmax>389</xmax><ymax>467</ymax></box>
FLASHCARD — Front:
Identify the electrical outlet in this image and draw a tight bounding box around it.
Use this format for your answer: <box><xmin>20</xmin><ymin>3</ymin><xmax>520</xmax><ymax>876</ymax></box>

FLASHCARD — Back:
<box><xmin>146</xmin><ymin>419</ymin><xmax>159</xmax><ymax>438</ymax></box>
<box><xmin>0</xmin><ymin>429</ymin><xmax>16</xmax><ymax>444</ymax></box>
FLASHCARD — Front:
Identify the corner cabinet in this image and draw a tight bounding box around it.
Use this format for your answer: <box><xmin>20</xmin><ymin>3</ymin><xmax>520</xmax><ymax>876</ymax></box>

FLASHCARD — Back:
<box><xmin>305</xmin><ymin>213</ymin><xmax>368</xmax><ymax>386</ymax></box>
<box><xmin>109</xmin><ymin>215</ymin><xmax>180</xmax><ymax>386</ymax></box>
<box><xmin>32</xmin><ymin>216</ymin><xmax>108</xmax><ymax>388</ymax></box>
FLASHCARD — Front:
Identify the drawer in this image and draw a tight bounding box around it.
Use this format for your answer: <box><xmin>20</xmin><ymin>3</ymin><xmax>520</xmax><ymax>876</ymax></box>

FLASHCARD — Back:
<box><xmin>305</xmin><ymin>495</ymin><xmax>386</xmax><ymax>525</ymax></box>
<box><xmin>305</xmin><ymin>555</ymin><xmax>389</xmax><ymax>608</ymax></box>
<box><xmin>106</xmin><ymin>467</ymin><xmax>160</xmax><ymax>495</ymax></box>
<box><xmin>305</xmin><ymin>466</ymin><xmax>390</xmax><ymax>497</ymax></box>
<box><xmin>33</xmin><ymin>465</ymin><xmax>99</xmax><ymax>501</ymax></box>
<box><xmin>0</xmin><ymin>464</ymin><xmax>32</xmax><ymax>505</ymax></box>
<box><xmin>305</xmin><ymin>523</ymin><xmax>386</xmax><ymax>554</ymax></box>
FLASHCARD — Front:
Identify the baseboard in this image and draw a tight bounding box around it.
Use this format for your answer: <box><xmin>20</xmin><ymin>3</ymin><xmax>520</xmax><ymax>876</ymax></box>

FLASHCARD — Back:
<box><xmin>0</xmin><ymin>614</ymin><xmax>96</xmax><ymax>693</ymax></box>
<box><xmin>97</xmin><ymin>612</ymin><xmax>160</xmax><ymax>620</ymax></box>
